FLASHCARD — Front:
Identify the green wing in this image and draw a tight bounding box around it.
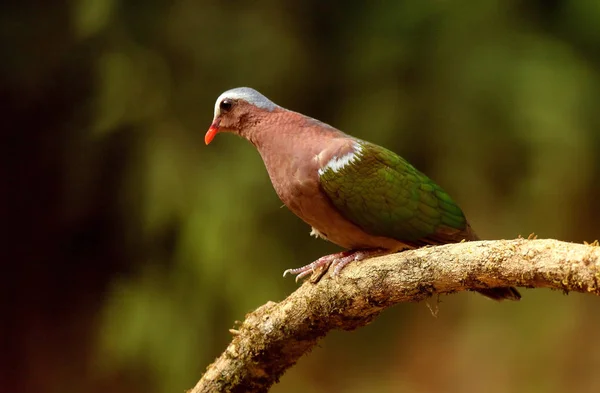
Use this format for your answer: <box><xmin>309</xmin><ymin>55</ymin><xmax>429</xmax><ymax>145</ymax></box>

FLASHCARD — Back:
<box><xmin>319</xmin><ymin>141</ymin><xmax>469</xmax><ymax>244</ymax></box>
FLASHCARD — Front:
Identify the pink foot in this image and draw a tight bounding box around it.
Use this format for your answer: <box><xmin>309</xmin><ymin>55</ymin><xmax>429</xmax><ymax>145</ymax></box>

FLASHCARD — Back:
<box><xmin>282</xmin><ymin>249</ymin><xmax>386</xmax><ymax>282</ymax></box>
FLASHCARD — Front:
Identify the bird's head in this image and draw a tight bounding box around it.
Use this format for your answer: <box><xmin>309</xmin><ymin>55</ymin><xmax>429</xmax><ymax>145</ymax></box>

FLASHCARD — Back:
<box><xmin>205</xmin><ymin>87</ymin><xmax>280</xmax><ymax>145</ymax></box>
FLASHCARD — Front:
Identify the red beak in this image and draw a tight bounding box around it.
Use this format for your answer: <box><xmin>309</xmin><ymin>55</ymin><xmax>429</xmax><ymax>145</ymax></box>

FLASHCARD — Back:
<box><xmin>205</xmin><ymin>119</ymin><xmax>220</xmax><ymax>145</ymax></box>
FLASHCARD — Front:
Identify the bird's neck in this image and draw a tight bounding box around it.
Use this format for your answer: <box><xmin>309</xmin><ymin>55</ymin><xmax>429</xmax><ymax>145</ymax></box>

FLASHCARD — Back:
<box><xmin>245</xmin><ymin>110</ymin><xmax>343</xmax><ymax>157</ymax></box>
<box><xmin>242</xmin><ymin>110</ymin><xmax>345</xmax><ymax>185</ymax></box>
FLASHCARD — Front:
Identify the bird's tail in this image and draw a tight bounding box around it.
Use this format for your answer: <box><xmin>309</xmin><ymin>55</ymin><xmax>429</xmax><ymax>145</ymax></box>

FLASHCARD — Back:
<box><xmin>468</xmin><ymin>226</ymin><xmax>522</xmax><ymax>301</ymax></box>
<box><xmin>475</xmin><ymin>287</ymin><xmax>521</xmax><ymax>301</ymax></box>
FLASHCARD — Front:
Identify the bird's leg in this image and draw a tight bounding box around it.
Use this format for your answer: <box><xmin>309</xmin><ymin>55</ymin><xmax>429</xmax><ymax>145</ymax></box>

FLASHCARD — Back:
<box><xmin>283</xmin><ymin>249</ymin><xmax>387</xmax><ymax>282</ymax></box>
<box><xmin>330</xmin><ymin>249</ymin><xmax>387</xmax><ymax>275</ymax></box>
<box><xmin>283</xmin><ymin>251</ymin><xmax>353</xmax><ymax>282</ymax></box>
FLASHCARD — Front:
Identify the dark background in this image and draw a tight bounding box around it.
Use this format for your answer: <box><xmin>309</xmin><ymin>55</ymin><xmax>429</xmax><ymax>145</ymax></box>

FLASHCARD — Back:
<box><xmin>3</xmin><ymin>1</ymin><xmax>600</xmax><ymax>392</ymax></box>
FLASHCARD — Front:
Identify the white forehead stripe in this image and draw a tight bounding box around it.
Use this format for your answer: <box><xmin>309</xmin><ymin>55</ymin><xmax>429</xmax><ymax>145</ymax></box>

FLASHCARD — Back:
<box><xmin>214</xmin><ymin>87</ymin><xmax>279</xmax><ymax>118</ymax></box>
<box><xmin>318</xmin><ymin>143</ymin><xmax>363</xmax><ymax>176</ymax></box>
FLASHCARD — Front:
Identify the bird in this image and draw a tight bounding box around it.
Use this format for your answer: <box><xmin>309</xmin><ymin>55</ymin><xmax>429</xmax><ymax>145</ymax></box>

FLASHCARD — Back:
<box><xmin>205</xmin><ymin>87</ymin><xmax>521</xmax><ymax>301</ymax></box>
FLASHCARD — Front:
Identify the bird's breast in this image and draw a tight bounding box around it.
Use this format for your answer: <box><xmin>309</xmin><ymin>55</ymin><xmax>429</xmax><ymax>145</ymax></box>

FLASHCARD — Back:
<box><xmin>260</xmin><ymin>148</ymin><xmax>405</xmax><ymax>251</ymax></box>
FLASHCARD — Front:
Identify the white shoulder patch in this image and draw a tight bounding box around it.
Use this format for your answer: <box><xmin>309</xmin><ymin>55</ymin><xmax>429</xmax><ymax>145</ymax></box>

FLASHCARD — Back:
<box><xmin>317</xmin><ymin>142</ymin><xmax>363</xmax><ymax>176</ymax></box>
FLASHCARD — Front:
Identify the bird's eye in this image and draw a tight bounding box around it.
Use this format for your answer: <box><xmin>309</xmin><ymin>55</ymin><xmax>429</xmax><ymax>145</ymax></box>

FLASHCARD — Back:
<box><xmin>220</xmin><ymin>99</ymin><xmax>233</xmax><ymax>112</ymax></box>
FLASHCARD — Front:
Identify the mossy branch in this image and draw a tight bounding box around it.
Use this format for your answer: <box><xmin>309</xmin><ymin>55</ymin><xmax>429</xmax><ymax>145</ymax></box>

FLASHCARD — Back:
<box><xmin>189</xmin><ymin>238</ymin><xmax>600</xmax><ymax>393</ymax></box>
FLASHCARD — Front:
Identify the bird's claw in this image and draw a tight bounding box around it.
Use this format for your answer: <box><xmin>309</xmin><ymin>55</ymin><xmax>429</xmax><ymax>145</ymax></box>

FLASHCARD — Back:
<box><xmin>282</xmin><ymin>268</ymin><xmax>313</xmax><ymax>282</ymax></box>
<box><xmin>282</xmin><ymin>251</ymin><xmax>350</xmax><ymax>282</ymax></box>
<box><xmin>282</xmin><ymin>249</ymin><xmax>387</xmax><ymax>283</ymax></box>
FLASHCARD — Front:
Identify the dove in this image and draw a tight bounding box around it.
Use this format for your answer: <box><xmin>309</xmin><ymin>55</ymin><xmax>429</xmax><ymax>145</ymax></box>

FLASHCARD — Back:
<box><xmin>205</xmin><ymin>87</ymin><xmax>520</xmax><ymax>301</ymax></box>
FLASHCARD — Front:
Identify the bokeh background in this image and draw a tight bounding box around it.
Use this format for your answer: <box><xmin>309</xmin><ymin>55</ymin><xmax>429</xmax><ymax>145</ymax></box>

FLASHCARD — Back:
<box><xmin>3</xmin><ymin>1</ymin><xmax>600</xmax><ymax>392</ymax></box>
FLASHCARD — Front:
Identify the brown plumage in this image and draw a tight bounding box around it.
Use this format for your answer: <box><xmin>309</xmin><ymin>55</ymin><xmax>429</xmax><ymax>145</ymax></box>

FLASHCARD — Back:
<box><xmin>205</xmin><ymin>87</ymin><xmax>520</xmax><ymax>301</ymax></box>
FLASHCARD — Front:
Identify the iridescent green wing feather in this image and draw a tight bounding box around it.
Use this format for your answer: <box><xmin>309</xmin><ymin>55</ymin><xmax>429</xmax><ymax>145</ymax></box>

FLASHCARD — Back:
<box><xmin>318</xmin><ymin>141</ymin><xmax>468</xmax><ymax>244</ymax></box>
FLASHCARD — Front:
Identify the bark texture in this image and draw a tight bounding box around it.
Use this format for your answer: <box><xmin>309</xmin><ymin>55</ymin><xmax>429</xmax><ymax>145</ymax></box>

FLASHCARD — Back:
<box><xmin>190</xmin><ymin>239</ymin><xmax>600</xmax><ymax>393</ymax></box>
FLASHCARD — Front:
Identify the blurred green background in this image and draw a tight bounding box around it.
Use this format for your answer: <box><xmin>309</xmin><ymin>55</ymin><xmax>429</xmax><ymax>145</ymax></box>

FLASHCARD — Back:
<box><xmin>3</xmin><ymin>1</ymin><xmax>600</xmax><ymax>392</ymax></box>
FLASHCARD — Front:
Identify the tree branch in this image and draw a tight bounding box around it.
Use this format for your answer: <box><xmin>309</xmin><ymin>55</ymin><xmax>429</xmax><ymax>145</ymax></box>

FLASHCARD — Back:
<box><xmin>190</xmin><ymin>238</ymin><xmax>600</xmax><ymax>393</ymax></box>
